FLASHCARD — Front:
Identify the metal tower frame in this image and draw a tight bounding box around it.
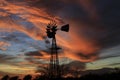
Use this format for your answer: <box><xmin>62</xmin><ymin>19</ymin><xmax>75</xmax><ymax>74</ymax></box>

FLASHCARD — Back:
<box><xmin>46</xmin><ymin>20</ymin><xmax>69</xmax><ymax>78</ymax></box>
<box><xmin>49</xmin><ymin>35</ymin><xmax>60</xmax><ymax>78</ymax></box>
<box><xmin>46</xmin><ymin>22</ymin><xmax>60</xmax><ymax>78</ymax></box>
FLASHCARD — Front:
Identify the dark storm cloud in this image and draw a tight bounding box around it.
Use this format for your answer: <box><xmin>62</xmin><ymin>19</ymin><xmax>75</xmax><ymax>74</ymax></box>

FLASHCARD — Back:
<box><xmin>24</xmin><ymin>47</ymin><xmax>63</xmax><ymax>61</ymax></box>
<box><xmin>28</xmin><ymin>0</ymin><xmax>94</xmax><ymax>22</ymax></box>
<box><xmin>65</xmin><ymin>61</ymin><xmax>86</xmax><ymax>70</ymax></box>
<box><xmin>28</xmin><ymin>0</ymin><xmax>120</xmax><ymax>48</ymax></box>
<box><xmin>2</xmin><ymin>0</ymin><xmax>120</xmax><ymax>63</ymax></box>
<box><xmin>73</xmin><ymin>0</ymin><xmax>118</xmax><ymax>48</ymax></box>
<box><xmin>76</xmin><ymin>52</ymin><xmax>97</xmax><ymax>61</ymax></box>
<box><xmin>66</xmin><ymin>0</ymin><xmax>120</xmax><ymax>49</ymax></box>
<box><xmin>24</xmin><ymin>51</ymin><xmax>45</xmax><ymax>65</ymax></box>
<box><xmin>0</xmin><ymin>54</ymin><xmax>16</xmax><ymax>63</ymax></box>
<box><xmin>24</xmin><ymin>51</ymin><xmax>49</xmax><ymax>64</ymax></box>
<box><xmin>25</xmin><ymin>51</ymin><xmax>43</xmax><ymax>56</ymax></box>
<box><xmin>93</xmin><ymin>0</ymin><xmax>120</xmax><ymax>48</ymax></box>
<box><xmin>20</xmin><ymin>0</ymin><xmax>120</xmax><ymax>61</ymax></box>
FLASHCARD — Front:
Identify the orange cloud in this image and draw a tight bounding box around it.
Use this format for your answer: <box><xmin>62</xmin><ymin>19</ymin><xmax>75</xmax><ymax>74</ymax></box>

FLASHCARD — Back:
<box><xmin>0</xmin><ymin>0</ymin><xmax>101</xmax><ymax>63</ymax></box>
<box><xmin>0</xmin><ymin>41</ymin><xmax>10</xmax><ymax>51</ymax></box>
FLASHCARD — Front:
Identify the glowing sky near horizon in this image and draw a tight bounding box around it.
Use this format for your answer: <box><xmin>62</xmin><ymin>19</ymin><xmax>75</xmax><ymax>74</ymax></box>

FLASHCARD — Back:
<box><xmin>0</xmin><ymin>0</ymin><xmax>120</xmax><ymax>76</ymax></box>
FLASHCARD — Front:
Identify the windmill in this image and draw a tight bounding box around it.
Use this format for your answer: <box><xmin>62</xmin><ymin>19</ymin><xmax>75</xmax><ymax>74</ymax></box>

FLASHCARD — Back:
<box><xmin>46</xmin><ymin>20</ymin><xmax>69</xmax><ymax>78</ymax></box>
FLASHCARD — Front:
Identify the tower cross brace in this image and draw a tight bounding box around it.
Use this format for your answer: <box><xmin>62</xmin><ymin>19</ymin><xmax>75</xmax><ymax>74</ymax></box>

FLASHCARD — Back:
<box><xmin>46</xmin><ymin>23</ymin><xmax>61</xmax><ymax>78</ymax></box>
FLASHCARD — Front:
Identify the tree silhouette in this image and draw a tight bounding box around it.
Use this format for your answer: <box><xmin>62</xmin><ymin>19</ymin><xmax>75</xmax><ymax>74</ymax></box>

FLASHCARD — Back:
<box><xmin>0</xmin><ymin>68</ymin><xmax>120</xmax><ymax>80</ymax></box>
<box><xmin>9</xmin><ymin>76</ymin><xmax>19</xmax><ymax>80</ymax></box>
<box><xmin>1</xmin><ymin>75</ymin><xmax>9</xmax><ymax>80</ymax></box>
<box><xmin>23</xmin><ymin>75</ymin><xmax>32</xmax><ymax>80</ymax></box>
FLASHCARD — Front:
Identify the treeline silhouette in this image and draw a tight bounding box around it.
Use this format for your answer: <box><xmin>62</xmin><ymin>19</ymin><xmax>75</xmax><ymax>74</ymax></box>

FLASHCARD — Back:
<box><xmin>1</xmin><ymin>69</ymin><xmax>120</xmax><ymax>80</ymax></box>
<box><xmin>80</xmin><ymin>70</ymin><xmax>120</xmax><ymax>80</ymax></box>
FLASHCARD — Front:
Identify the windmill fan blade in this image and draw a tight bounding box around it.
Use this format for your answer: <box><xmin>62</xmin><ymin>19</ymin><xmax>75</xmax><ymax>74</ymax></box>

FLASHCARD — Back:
<box><xmin>61</xmin><ymin>24</ymin><xmax>69</xmax><ymax>32</ymax></box>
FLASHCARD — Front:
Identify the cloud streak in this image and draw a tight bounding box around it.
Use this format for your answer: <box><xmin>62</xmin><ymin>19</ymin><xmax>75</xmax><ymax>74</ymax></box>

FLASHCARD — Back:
<box><xmin>0</xmin><ymin>0</ymin><xmax>120</xmax><ymax>76</ymax></box>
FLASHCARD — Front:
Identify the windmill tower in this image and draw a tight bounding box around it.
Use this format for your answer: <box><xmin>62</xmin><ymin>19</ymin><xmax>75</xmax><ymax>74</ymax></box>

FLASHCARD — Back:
<box><xmin>46</xmin><ymin>20</ymin><xmax>69</xmax><ymax>78</ymax></box>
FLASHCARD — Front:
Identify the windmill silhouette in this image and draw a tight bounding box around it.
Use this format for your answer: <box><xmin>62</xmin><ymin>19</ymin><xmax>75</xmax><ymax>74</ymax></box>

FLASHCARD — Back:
<box><xmin>46</xmin><ymin>20</ymin><xmax>69</xmax><ymax>78</ymax></box>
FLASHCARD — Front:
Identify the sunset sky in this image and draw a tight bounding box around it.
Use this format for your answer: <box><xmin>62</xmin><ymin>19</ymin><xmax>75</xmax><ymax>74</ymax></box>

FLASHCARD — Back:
<box><xmin>0</xmin><ymin>0</ymin><xmax>120</xmax><ymax>77</ymax></box>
